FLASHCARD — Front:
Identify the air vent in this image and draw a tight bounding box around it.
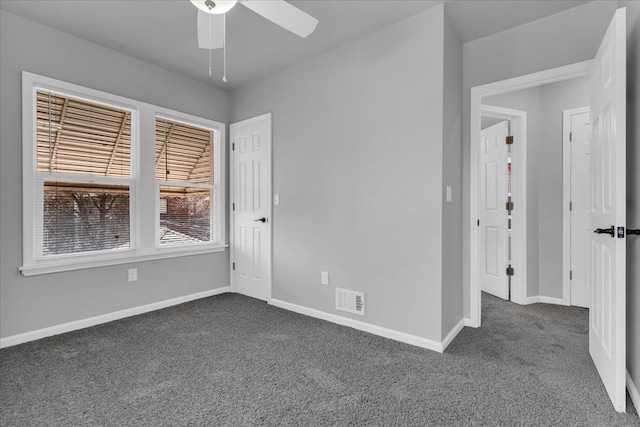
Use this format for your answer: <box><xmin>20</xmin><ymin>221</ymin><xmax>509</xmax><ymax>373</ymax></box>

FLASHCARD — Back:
<box><xmin>336</xmin><ymin>288</ymin><xmax>365</xmax><ymax>316</ymax></box>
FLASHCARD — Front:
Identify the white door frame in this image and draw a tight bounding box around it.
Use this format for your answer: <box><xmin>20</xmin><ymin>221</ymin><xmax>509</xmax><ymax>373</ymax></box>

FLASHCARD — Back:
<box><xmin>229</xmin><ymin>113</ymin><xmax>273</xmax><ymax>301</ymax></box>
<box><xmin>480</xmin><ymin>105</ymin><xmax>527</xmax><ymax>305</ymax></box>
<box><xmin>469</xmin><ymin>60</ymin><xmax>592</xmax><ymax>327</ymax></box>
<box><xmin>562</xmin><ymin>106</ymin><xmax>591</xmax><ymax>306</ymax></box>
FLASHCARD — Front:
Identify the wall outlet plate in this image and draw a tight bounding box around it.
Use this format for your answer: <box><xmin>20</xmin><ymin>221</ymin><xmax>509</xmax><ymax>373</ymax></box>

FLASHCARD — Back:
<box><xmin>128</xmin><ymin>268</ymin><xmax>137</xmax><ymax>282</ymax></box>
<box><xmin>321</xmin><ymin>271</ymin><xmax>329</xmax><ymax>285</ymax></box>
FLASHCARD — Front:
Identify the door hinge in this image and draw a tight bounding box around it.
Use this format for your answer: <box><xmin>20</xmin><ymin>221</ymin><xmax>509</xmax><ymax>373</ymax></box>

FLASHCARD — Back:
<box><xmin>232</xmin><ymin>202</ymin><xmax>235</xmax><ymax>211</ymax></box>
<box><xmin>505</xmin><ymin>135</ymin><xmax>514</xmax><ymax>145</ymax></box>
<box><xmin>232</xmin><ymin>142</ymin><xmax>235</xmax><ymax>151</ymax></box>
<box><xmin>477</xmin><ymin>219</ymin><xmax>480</xmax><ymax>227</ymax></box>
<box><xmin>232</xmin><ymin>262</ymin><xmax>235</xmax><ymax>270</ymax></box>
<box><xmin>570</xmin><ymin>270</ymin><xmax>573</xmax><ymax>280</ymax></box>
<box><xmin>569</xmin><ymin>132</ymin><xmax>572</xmax><ymax>142</ymax></box>
<box><xmin>506</xmin><ymin>201</ymin><xmax>514</xmax><ymax>211</ymax></box>
<box><xmin>506</xmin><ymin>265</ymin><xmax>514</xmax><ymax>276</ymax></box>
<box><xmin>570</xmin><ymin>201</ymin><xmax>573</xmax><ymax>211</ymax></box>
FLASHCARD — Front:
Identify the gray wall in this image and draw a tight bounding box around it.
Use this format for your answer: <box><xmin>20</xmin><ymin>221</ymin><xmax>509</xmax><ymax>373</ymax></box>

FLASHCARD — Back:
<box><xmin>484</xmin><ymin>86</ymin><xmax>542</xmax><ymax>298</ymax></box>
<box><xmin>441</xmin><ymin>6</ymin><xmax>464</xmax><ymax>337</ymax></box>
<box><xmin>621</xmin><ymin>0</ymin><xmax>640</xmax><ymax>404</ymax></box>
<box><xmin>462</xmin><ymin>0</ymin><xmax>618</xmax><ymax>316</ymax></box>
<box><xmin>230</xmin><ymin>6</ymin><xmax>446</xmax><ymax>341</ymax></box>
<box><xmin>0</xmin><ymin>11</ymin><xmax>231</xmax><ymax>338</ymax></box>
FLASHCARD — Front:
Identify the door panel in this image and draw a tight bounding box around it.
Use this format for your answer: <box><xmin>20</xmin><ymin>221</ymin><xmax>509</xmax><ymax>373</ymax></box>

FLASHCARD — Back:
<box><xmin>589</xmin><ymin>8</ymin><xmax>626</xmax><ymax>413</ymax></box>
<box><xmin>480</xmin><ymin>121</ymin><xmax>509</xmax><ymax>300</ymax></box>
<box><xmin>485</xmin><ymin>226</ymin><xmax>499</xmax><ymax>276</ymax></box>
<box><xmin>231</xmin><ymin>114</ymin><xmax>272</xmax><ymax>301</ymax></box>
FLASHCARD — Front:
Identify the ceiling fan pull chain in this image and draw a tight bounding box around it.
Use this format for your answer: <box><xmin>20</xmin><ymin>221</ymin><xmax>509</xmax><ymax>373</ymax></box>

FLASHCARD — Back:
<box><xmin>223</xmin><ymin>13</ymin><xmax>227</xmax><ymax>83</ymax></box>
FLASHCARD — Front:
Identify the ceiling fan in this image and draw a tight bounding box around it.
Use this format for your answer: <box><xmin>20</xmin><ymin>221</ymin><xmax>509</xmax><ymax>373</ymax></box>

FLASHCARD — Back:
<box><xmin>190</xmin><ymin>0</ymin><xmax>319</xmax><ymax>82</ymax></box>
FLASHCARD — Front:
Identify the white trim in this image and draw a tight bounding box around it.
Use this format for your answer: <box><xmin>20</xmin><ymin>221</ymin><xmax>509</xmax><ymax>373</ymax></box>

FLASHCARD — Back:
<box><xmin>469</xmin><ymin>60</ymin><xmax>593</xmax><ymax>327</ymax></box>
<box><xmin>441</xmin><ymin>318</ymin><xmax>466</xmax><ymax>351</ymax></box>
<box><xmin>562</xmin><ymin>107</ymin><xmax>591</xmax><ymax>307</ymax></box>
<box><xmin>0</xmin><ymin>287</ymin><xmax>231</xmax><ymax>348</ymax></box>
<box><xmin>229</xmin><ymin>113</ymin><xmax>273</xmax><ymax>301</ymax></box>
<box><xmin>525</xmin><ymin>296</ymin><xmax>541</xmax><ymax>304</ymax></box>
<box><xmin>269</xmin><ymin>298</ymin><xmax>445</xmax><ymax>353</ymax></box>
<box><xmin>540</xmin><ymin>296</ymin><xmax>568</xmax><ymax>305</ymax></box>
<box><xmin>562</xmin><ymin>109</ymin><xmax>572</xmax><ymax>306</ymax></box>
<box><xmin>156</xmin><ymin>180</ymin><xmax>216</xmax><ymax>190</ymax></box>
<box><xmin>524</xmin><ymin>296</ymin><xmax>570</xmax><ymax>306</ymax></box>
<box><xmin>627</xmin><ymin>370</ymin><xmax>640</xmax><ymax>416</ymax></box>
<box><xmin>19</xmin><ymin>245</ymin><xmax>227</xmax><ymax>276</ymax></box>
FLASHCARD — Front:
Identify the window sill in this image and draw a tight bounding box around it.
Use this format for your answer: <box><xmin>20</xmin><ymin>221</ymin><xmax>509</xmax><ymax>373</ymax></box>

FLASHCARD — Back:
<box><xmin>19</xmin><ymin>245</ymin><xmax>228</xmax><ymax>277</ymax></box>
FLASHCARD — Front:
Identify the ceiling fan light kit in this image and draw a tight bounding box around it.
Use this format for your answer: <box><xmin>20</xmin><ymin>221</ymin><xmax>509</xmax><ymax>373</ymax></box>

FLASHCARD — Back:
<box><xmin>190</xmin><ymin>0</ymin><xmax>238</xmax><ymax>15</ymax></box>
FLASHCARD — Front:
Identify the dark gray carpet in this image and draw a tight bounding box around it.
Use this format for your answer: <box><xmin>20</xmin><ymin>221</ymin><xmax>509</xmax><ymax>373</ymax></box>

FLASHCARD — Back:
<box><xmin>1</xmin><ymin>292</ymin><xmax>638</xmax><ymax>426</ymax></box>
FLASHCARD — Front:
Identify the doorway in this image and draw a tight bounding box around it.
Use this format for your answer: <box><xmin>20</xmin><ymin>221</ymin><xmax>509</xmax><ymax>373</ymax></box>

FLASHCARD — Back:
<box><xmin>478</xmin><ymin>106</ymin><xmax>527</xmax><ymax>305</ymax></box>
<box><xmin>470</xmin><ymin>8</ymin><xmax>627</xmax><ymax>413</ymax></box>
<box><xmin>470</xmin><ymin>60</ymin><xmax>592</xmax><ymax>327</ymax></box>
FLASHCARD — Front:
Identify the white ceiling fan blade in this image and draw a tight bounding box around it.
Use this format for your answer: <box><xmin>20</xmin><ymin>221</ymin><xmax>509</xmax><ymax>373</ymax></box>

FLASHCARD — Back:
<box><xmin>197</xmin><ymin>10</ymin><xmax>224</xmax><ymax>49</ymax></box>
<box><xmin>239</xmin><ymin>0</ymin><xmax>318</xmax><ymax>38</ymax></box>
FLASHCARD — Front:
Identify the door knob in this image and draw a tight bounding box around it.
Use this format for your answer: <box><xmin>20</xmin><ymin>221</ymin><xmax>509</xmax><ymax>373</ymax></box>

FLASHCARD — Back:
<box><xmin>594</xmin><ymin>226</ymin><xmax>615</xmax><ymax>237</ymax></box>
<box><xmin>254</xmin><ymin>217</ymin><xmax>267</xmax><ymax>223</ymax></box>
<box><xmin>628</xmin><ymin>229</ymin><xmax>640</xmax><ymax>236</ymax></box>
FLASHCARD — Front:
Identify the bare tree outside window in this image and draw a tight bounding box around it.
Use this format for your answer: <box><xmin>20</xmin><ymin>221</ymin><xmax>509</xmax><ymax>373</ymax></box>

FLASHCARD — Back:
<box><xmin>43</xmin><ymin>183</ymin><xmax>130</xmax><ymax>255</ymax></box>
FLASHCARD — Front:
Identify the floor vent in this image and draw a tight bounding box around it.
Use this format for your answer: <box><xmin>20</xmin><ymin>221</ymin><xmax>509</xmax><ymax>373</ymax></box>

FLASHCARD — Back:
<box><xmin>335</xmin><ymin>288</ymin><xmax>365</xmax><ymax>316</ymax></box>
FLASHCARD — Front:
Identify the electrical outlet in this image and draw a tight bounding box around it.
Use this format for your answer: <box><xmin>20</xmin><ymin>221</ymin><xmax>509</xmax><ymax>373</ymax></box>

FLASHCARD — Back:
<box><xmin>446</xmin><ymin>185</ymin><xmax>452</xmax><ymax>202</ymax></box>
<box><xmin>128</xmin><ymin>268</ymin><xmax>137</xmax><ymax>282</ymax></box>
<box><xmin>321</xmin><ymin>271</ymin><xmax>329</xmax><ymax>285</ymax></box>
<box><xmin>274</xmin><ymin>194</ymin><xmax>280</xmax><ymax>206</ymax></box>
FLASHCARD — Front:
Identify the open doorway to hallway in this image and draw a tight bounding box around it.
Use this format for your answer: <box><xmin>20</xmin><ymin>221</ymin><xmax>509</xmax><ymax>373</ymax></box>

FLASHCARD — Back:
<box><xmin>479</xmin><ymin>75</ymin><xmax>590</xmax><ymax>306</ymax></box>
<box><xmin>470</xmin><ymin>8</ymin><xmax>628</xmax><ymax>412</ymax></box>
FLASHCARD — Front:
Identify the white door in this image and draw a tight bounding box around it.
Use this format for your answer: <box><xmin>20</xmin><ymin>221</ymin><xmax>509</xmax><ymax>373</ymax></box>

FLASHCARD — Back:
<box><xmin>589</xmin><ymin>8</ymin><xmax>626</xmax><ymax>413</ymax></box>
<box><xmin>569</xmin><ymin>108</ymin><xmax>591</xmax><ymax>308</ymax></box>
<box><xmin>479</xmin><ymin>121</ymin><xmax>509</xmax><ymax>300</ymax></box>
<box><xmin>231</xmin><ymin>113</ymin><xmax>272</xmax><ymax>301</ymax></box>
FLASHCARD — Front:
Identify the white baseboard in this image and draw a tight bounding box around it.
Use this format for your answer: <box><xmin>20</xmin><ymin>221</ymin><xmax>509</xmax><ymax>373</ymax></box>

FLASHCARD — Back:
<box><xmin>441</xmin><ymin>318</ymin><xmax>466</xmax><ymax>351</ymax></box>
<box><xmin>525</xmin><ymin>296</ymin><xmax>569</xmax><ymax>306</ymax></box>
<box><xmin>464</xmin><ymin>317</ymin><xmax>479</xmax><ymax>328</ymax></box>
<box><xmin>628</xmin><ymin>370</ymin><xmax>640</xmax><ymax>417</ymax></box>
<box><xmin>269</xmin><ymin>298</ymin><xmax>445</xmax><ymax>353</ymax></box>
<box><xmin>0</xmin><ymin>286</ymin><xmax>231</xmax><ymax>349</ymax></box>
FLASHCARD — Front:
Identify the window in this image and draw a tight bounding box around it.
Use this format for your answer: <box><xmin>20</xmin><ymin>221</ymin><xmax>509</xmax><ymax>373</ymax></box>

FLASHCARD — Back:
<box><xmin>21</xmin><ymin>73</ymin><xmax>226</xmax><ymax>275</ymax></box>
<box><xmin>155</xmin><ymin>116</ymin><xmax>220</xmax><ymax>246</ymax></box>
<box><xmin>36</xmin><ymin>90</ymin><xmax>134</xmax><ymax>257</ymax></box>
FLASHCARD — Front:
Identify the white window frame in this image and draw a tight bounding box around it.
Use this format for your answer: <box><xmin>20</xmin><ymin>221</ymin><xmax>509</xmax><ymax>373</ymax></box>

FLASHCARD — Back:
<box><xmin>153</xmin><ymin>111</ymin><xmax>223</xmax><ymax>248</ymax></box>
<box><xmin>20</xmin><ymin>72</ymin><xmax>226</xmax><ymax>276</ymax></box>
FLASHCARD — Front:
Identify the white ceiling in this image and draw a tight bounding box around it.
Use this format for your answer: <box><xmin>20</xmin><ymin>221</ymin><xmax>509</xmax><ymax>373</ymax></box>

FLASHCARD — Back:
<box><xmin>0</xmin><ymin>0</ymin><xmax>591</xmax><ymax>91</ymax></box>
